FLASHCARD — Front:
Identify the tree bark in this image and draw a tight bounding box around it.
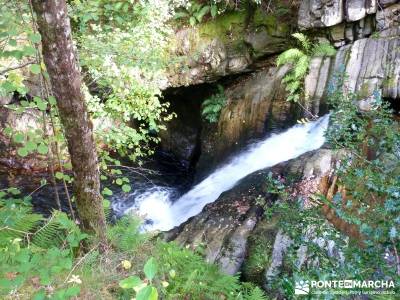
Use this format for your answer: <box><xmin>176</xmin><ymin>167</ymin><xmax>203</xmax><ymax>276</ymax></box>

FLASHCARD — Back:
<box><xmin>32</xmin><ymin>0</ymin><xmax>107</xmax><ymax>246</ymax></box>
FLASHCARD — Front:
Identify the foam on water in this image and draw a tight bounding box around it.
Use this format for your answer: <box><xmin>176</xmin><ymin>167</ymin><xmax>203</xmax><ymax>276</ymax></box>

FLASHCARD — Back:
<box><xmin>113</xmin><ymin>114</ymin><xmax>330</xmax><ymax>231</ymax></box>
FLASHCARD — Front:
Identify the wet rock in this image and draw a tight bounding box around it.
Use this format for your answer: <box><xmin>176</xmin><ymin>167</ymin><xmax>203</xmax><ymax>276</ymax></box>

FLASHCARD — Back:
<box><xmin>197</xmin><ymin>64</ymin><xmax>308</xmax><ymax>174</ymax></box>
<box><xmin>264</xmin><ymin>229</ymin><xmax>293</xmax><ymax>283</ymax></box>
<box><xmin>165</xmin><ymin>149</ymin><xmax>337</xmax><ymax>275</ymax></box>
<box><xmin>304</xmin><ymin>56</ymin><xmax>332</xmax><ymax>116</ymax></box>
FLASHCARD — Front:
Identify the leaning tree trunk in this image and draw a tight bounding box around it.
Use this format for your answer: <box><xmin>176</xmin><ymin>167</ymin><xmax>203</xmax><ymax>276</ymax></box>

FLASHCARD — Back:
<box><xmin>32</xmin><ymin>0</ymin><xmax>107</xmax><ymax>246</ymax></box>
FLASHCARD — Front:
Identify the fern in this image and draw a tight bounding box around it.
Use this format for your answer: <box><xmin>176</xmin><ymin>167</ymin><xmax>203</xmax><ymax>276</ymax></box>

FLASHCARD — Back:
<box><xmin>292</xmin><ymin>32</ymin><xmax>311</xmax><ymax>52</ymax></box>
<box><xmin>276</xmin><ymin>48</ymin><xmax>305</xmax><ymax>66</ymax></box>
<box><xmin>202</xmin><ymin>85</ymin><xmax>226</xmax><ymax>123</ymax></box>
<box><xmin>312</xmin><ymin>42</ymin><xmax>336</xmax><ymax>57</ymax></box>
<box><xmin>32</xmin><ymin>211</ymin><xmax>65</xmax><ymax>248</ymax></box>
<box><xmin>107</xmin><ymin>216</ymin><xmax>146</xmax><ymax>251</ymax></box>
<box><xmin>293</xmin><ymin>55</ymin><xmax>310</xmax><ymax>78</ymax></box>
<box><xmin>0</xmin><ymin>200</ymin><xmax>43</xmax><ymax>245</ymax></box>
<box><xmin>277</xmin><ymin>33</ymin><xmax>336</xmax><ymax>103</ymax></box>
<box><xmin>237</xmin><ymin>282</ymin><xmax>269</xmax><ymax>300</ymax></box>
<box><xmin>245</xmin><ymin>286</ymin><xmax>269</xmax><ymax>300</ymax></box>
<box><xmin>0</xmin><ymin>198</ymin><xmax>85</xmax><ymax>250</ymax></box>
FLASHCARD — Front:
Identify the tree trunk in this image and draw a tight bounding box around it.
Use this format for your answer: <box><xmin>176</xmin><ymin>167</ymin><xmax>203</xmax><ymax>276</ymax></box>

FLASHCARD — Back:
<box><xmin>32</xmin><ymin>0</ymin><xmax>107</xmax><ymax>246</ymax></box>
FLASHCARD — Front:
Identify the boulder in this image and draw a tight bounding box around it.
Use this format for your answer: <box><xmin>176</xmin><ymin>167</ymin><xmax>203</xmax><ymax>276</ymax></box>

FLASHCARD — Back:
<box><xmin>346</xmin><ymin>0</ymin><xmax>377</xmax><ymax>22</ymax></box>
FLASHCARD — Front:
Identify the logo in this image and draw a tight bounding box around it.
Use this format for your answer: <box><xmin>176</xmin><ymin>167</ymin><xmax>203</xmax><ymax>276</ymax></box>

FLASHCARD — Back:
<box><xmin>294</xmin><ymin>279</ymin><xmax>395</xmax><ymax>296</ymax></box>
<box><xmin>295</xmin><ymin>280</ymin><xmax>310</xmax><ymax>295</ymax></box>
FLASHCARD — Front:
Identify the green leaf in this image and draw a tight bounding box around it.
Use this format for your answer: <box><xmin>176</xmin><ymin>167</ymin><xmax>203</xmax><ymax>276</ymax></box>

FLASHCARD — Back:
<box><xmin>23</xmin><ymin>46</ymin><xmax>36</xmax><ymax>56</ymax></box>
<box><xmin>143</xmin><ymin>257</ymin><xmax>157</xmax><ymax>281</ymax></box>
<box><xmin>121</xmin><ymin>184</ymin><xmax>131</xmax><ymax>193</ymax></box>
<box><xmin>17</xmin><ymin>147</ymin><xmax>28</xmax><ymax>157</ymax></box>
<box><xmin>136</xmin><ymin>286</ymin><xmax>158</xmax><ymax>300</ymax></box>
<box><xmin>119</xmin><ymin>276</ymin><xmax>142</xmax><ymax>289</ymax></box>
<box><xmin>48</xmin><ymin>96</ymin><xmax>57</xmax><ymax>105</ymax></box>
<box><xmin>189</xmin><ymin>16</ymin><xmax>196</xmax><ymax>26</ymax></box>
<box><xmin>8</xmin><ymin>39</ymin><xmax>17</xmax><ymax>46</ymax></box>
<box><xmin>28</xmin><ymin>33</ymin><xmax>42</xmax><ymax>43</ymax></box>
<box><xmin>55</xmin><ymin>172</ymin><xmax>64</xmax><ymax>180</ymax></box>
<box><xmin>25</xmin><ymin>141</ymin><xmax>37</xmax><ymax>152</ymax></box>
<box><xmin>174</xmin><ymin>11</ymin><xmax>189</xmax><ymax>19</ymax></box>
<box><xmin>32</xmin><ymin>289</ymin><xmax>46</xmax><ymax>300</ymax></box>
<box><xmin>102</xmin><ymin>187</ymin><xmax>113</xmax><ymax>196</ymax></box>
<box><xmin>103</xmin><ymin>199</ymin><xmax>111</xmax><ymax>209</ymax></box>
<box><xmin>3</xmin><ymin>126</ymin><xmax>13</xmax><ymax>136</ymax></box>
<box><xmin>65</xmin><ymin>286</ymin><xmax>80</xmax><ymax>297</ymax></box>
<box><xmin>13</xmin><ymin>132</ymin><xmax>24</xmax><ymax>143</ymax></box>
<box><xmin>30</xmin><ymin>64</ymin><xmax>41</xmax><ymax>74</ymax></box>
<box><xmin>36</xmin><ymin>99</ymin><xmax>47</xmax><ymax>111</ymax></box>
<box><xmin>37</xmin><ymin>143</ymin><xmax>48</xmax><ymax>155</ymax></box>
<box><xmin>20</xmin><ymin>100</ymin><xmax>30</xmax><ymax>107</ymax></box>
<box><xmin>211</xmin><ymin>5</ymin><xmax>218</xmax><ymax>17</ymax></box>
<box><xmin>116</xmin><ymin>178</ymin><xmax>123</xmax><ymax>185</ymax></box>
<box><xmin>195</xmin><ymin>5</ymin><xmax>210</xmax><ymax>23</ymax></box>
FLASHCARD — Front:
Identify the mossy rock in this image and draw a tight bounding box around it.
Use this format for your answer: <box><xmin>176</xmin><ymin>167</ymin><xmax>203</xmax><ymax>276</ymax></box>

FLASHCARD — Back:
<box><xmin>242</xmin><ymin>218</ymin><xmax>278</xmax><ymax>285</ymax></box>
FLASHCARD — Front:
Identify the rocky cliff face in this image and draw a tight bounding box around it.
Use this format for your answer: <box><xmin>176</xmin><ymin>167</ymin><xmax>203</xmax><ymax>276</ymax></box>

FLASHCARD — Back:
<box><xmin>182</xmin><ymin>0</ymin><xmax>400</xmax><ymax>174</ymax></box>
<box><xmin>167</xmin><ymin>7</ymin><xmax>294</xmax><ymax>87</ymax></box>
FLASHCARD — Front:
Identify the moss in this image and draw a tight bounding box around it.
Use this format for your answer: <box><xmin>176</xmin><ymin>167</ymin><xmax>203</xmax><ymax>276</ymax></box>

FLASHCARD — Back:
<box><xmin>198</xmin><ymin>10</ymin><xmax>247</xmax><ymax>43</ymax></box>
<box><xmin>242</xmin><ymin>218</ymin><xmax>278</xmax><ymax>285</ymax></box>
<box><xmin>198</xmin><ymin>8</ymin><xmax>289</xmax><ymax>43</ymax></box>
<box><xmin>252</xmin><ymin>9</ymin><xmax>289</xmax><ymax>36</ymax></box>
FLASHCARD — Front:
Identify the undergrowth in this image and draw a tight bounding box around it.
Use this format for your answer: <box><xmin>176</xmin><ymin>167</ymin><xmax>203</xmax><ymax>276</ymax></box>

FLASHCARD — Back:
<box><xmin>0</xmin><ymin>188</ymin><xmax>268</xmax><ymax>300</ymax></box>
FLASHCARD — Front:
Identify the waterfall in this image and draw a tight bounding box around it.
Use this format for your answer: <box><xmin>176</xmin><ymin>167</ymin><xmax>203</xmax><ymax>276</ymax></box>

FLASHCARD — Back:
<box><xmin>113</xmin><ymin>114</ymin><xmax>330</xmax><ymax>231</ymax></box>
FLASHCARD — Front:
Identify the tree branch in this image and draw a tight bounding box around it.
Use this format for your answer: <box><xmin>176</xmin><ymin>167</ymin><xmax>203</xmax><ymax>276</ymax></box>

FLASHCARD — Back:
<box><xmin>0</xmin><ymin>60</ymin><xmax>36</xmax><ymax>75</ymax></box>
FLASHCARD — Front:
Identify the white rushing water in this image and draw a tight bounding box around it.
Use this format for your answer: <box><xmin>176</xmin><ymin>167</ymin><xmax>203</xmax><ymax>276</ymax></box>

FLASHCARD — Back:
<box><xmin>114</xmin><ymin>114</ymin><xmax>330</xmax><ymax>231</ymax></box>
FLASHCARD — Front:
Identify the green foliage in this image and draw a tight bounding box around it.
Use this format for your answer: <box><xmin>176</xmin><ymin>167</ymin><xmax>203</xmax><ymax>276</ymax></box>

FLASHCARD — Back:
<box><xmin>0</xmin><ymin>192</ymin><xmax>87</xmax><ymax>299</ymax></box>
<box><xmin>258</xmin><ymin>73</ymin><xmax>400</xmax><ymax>298</ymax></box>
<box><xmin>106</xmin><ymin>216</ymin><xmax>147</xmax><ymax>251</ymax></box>
<box><xmin>175</xmin><ymin>1</ymin><xmax>213</xmax><ymax>26</ymax></box>
<box><xmin>237</xmin><ymin>283</ymin><xmax>269</xmax><ymax>300</ymax></box>
<box><xmin>277</xmin><ymin>33</ymin><xmax>336</xmax><ymax>102</ymax></box>
<box><xmin>0</xmin><ymin>183</ymin><xmax>270</xmax><ymax>299</ymax></box>
<box><xmin>326</xmin><ymin>72</ymin><xmax>400</xmax><ymax>272</ymax></box>
<box><xmin>202</xmin><ymin>84</ymin><xmax>226</xmax><ymax>123</ymax></box>
<box><xmin>119</xmin><ymin>257</ymin><xmax>159</xmax><ymax>299</ymax></box>
<box><xmin>71</xmin><ymin>0</ymin><xmax>176</xmax><ymax>162</ymax></box>
<box><xmin>0</xmin><ymin>1</ymin><xmax>37</xmax><ymax>97</ymax></box>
